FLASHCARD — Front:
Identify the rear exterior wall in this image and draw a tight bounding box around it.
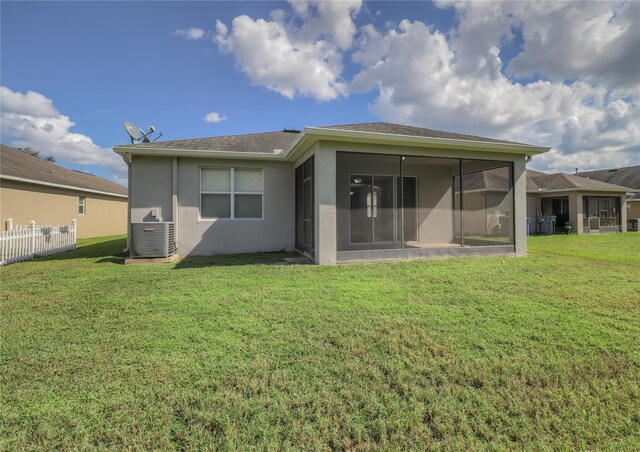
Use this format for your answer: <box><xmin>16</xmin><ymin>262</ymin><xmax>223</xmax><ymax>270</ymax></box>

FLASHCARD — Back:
<box><xmin>129</xmin><ymin>155</ymin><xmax>295</xmax><ymax>256</ymax></box>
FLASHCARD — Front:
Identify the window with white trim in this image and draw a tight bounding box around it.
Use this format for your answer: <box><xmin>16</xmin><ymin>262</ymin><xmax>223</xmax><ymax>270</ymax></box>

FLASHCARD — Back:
<box><xmin>78</xmin><ymin>196</ymin><xmax>86</xmax><ymax>215</ymax></box>
<box><xmin>200</xmin><ymin>168</ymin><xmax>263</xmax><ymax>219</ymax></box>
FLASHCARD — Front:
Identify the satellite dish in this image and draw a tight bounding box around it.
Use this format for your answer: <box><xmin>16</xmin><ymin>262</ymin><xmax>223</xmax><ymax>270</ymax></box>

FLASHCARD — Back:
<box><xmin>123</xmin><ymin>121</ymin><xmax>163</xmax><ymax>144</ymax></box>
<box><xmin>124</xmin><ymin>122</ymin><xmax>141</xmax><ymax>142</ymax></box>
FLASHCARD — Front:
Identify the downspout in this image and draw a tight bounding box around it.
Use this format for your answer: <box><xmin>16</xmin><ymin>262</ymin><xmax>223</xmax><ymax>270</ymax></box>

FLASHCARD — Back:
<box><xmin>172</xmin><ymin>157</ymin><xmax>179</xmax><ymax>252</ymax></box>
<box><xmin>459</xmin><ymin>159</ymin><xmax>464</xmax><ymax>247</ymax></box>
<box><xmin>121</xmin><ymin>153</ymin><xmax>132</xmax><ymax>254</ymax></box>
<box><xmin>400</xmin><ymin>156</ymin><xmax>405</xmax><ymax>248</ymax></box>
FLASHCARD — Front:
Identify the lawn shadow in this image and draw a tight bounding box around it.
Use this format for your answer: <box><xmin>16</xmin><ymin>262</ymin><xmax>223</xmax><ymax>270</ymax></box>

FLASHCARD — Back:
<box><xmin>37</xmin><ymin>237</ymin><xmax>127</xmax><ymax>262</ymax></box>
<box><xmin>95</xmin><ymin>256</ymin><xmax>125</xmax><ymax>264</ymax></box>
<box><xmin>173</xmin><ymin>251</ymin><xmax>301</xmax><ymax>269</ymax></box>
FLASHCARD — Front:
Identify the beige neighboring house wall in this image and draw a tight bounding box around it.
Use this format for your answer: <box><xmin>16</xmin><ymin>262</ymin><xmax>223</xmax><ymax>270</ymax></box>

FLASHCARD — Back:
<box><xmin>1</xmin><ymin>144</ymin><xmax>128</xmax><ymax>238</ymax></box>
<box><xmin>0</xmin><ymin>180</ymin><xmax>127</xmax><ymax>238</ymax></box>
<box><xmin>526</xmin><ymin>192</ymin><xmax>540</xmax><ymax>220</ymax></box>
<box><xmin>628</xmin><ymin>200</ymin><xmax>640</xmax><ymax>219</ymax></box>
<box><xmin>529</xmin><ymin>192</ymin><xmax>581</xmax><ymax>231</ymax></box>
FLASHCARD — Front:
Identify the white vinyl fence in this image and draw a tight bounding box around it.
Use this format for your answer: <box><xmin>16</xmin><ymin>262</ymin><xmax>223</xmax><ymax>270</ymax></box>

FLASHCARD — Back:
<box><xmin>1</xmin><ymin>219</ymin><xmax>77</xmax><ymax>266</ymax></box>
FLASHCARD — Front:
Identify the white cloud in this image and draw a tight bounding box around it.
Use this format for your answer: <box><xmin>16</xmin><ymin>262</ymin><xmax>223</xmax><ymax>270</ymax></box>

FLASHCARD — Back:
<box><xmin>204</xmin><ymin>112</ymin><xmax>226</xmax><ymax>123</ymax></box>
<box><xmin>350</xmin><ymin>3</ymin><xmax>640</xmax><ymax>174</ymax></box>
<box><xmin>173</xmin><ymin>27</ymin><xmax>205</xmax><ymax>40</ymax></box>
<box><xmin>505</xmin><ymin>1</ymin><xmax>640</xmax><ymax>92</ymax></box>
<box><xmin>293</xmin><ymin>0</ymin><xmax>362</xmax><ymax>50</ymax></box>
<box><xmin>435</xmin><ymin>0</ymin><xmax>640</xmax><ymax>92</ymax></box>
<box><xmin>204</xmin><ymin>1</ymin><xmax>638</xmax><ymax>172</ymax></box>
<box><xmin>214</xmin><ymin>0</ymin><xmax>361</xmax><ymax>101</ymax></box>
<box><xmin>0</xmin><ymin>86</ymin><xmax>126</xmax><ymax>182</ymax></box>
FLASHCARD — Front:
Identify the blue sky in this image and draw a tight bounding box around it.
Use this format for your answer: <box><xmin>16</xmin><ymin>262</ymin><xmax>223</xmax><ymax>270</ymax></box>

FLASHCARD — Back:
<box><xmin>2</xmin><ymin>1</ymin><xmax>638</xmax><ymax>184</ymax></box>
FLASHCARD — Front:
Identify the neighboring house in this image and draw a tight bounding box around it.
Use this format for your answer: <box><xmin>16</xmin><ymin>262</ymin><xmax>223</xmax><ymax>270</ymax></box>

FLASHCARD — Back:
<box><xmin>526</xmin><ymin>169</ymin><xmax>633</xmax><ymax>234</ymax></box>
<box><xmin>577</xmin><ymin>166</ymin><xmax>640</xmax><ymax>221</ymax></box>
<box><xmin>114</xmin><ymin>122</ymin><xmax>550</xmax><ymax>264</ymax></box>
<box><xmin>1</xmin><ymin>145</ymin><xmax>127</xmax><ymax>238</ymax></box>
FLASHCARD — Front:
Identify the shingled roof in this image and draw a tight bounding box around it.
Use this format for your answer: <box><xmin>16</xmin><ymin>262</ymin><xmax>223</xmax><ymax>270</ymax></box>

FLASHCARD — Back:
<box><xmin>116</xmin><ymin>122</ymin><xmax>532</xmax><ymax>153</ymax></box>
<box><xmin>1</xmin><ymin>145</ymin><xmax>127</xmax><ymax>197</ymax></box>
<box><xmin>527</xmin><ymin>169</ymin><xmax>634</xmax><ymax>193</ymax></box>
<box><xmin>460</xmin><ymin>168</ymin><xmax>511</xmax><ymax>191</ymax></box>
<box><xmin>318</xmin><ymin>122</ymin><xmax>528</xmax><ymax>146</ymax></box>
<box><xmin>577</xmin><ymin>165</ymin><xmax>640</xmax><ymax>200</ymax></box>
<box><xmin>122</xmin><ymin>130</ymin><xmax>299</xmax><ymax>153</ymax></box>
<box><xmin>459</xmin><ymin>167</ymin><xmax>634</xmax><ymax>193</ymax></box>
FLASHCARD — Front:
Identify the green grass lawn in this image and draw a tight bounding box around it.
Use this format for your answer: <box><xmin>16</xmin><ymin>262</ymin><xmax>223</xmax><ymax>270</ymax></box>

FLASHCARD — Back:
<box><xmin>1</xmin><ymin>234</ymin><xmax>639</xmax><ymax>449</ymax></box>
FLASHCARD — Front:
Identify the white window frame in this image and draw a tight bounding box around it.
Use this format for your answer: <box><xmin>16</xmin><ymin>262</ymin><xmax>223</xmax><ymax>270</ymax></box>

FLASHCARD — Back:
<box><xmin>199</xmin><ymin>167</ymin><xmax>264</xmax><ymax>220</ymax></box>
<box><xmin>78</xmin><ymin>196</ymin><xmax>86</xmax><ymax>215</ymax></box>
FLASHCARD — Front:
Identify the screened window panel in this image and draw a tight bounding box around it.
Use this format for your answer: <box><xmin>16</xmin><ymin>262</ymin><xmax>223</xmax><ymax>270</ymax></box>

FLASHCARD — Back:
<box><xmin>583</xmin><ymin>196</ymin><xmax>620</xmax><ymax>232</ymax></box>
<box><xmin>235</xmin><ymin>194</ymin><xmax>262</xmax><ymax>218</ymax></box>
<box><xmin>350</xmin><ymin>175</ymin><xmax>373</xmax><ymax>244</ymax></box>
<box><xmin>396</xmin><ymin>177</ymin><xmax>418</xmax><ymax>243</ymax></box>
<box><xmin>295</xmin><ymin>156</ymin><xmax>314</xmax><ymax>255</ymax></box>
<box><xmin>235</xmin><ymin>169</ymin><xmax>262</xmax><ymax>193</ymax></box>
<box><xmin>304</xmin><ymin>179</ymin><xmax>313</xmax><ymax>218</ymax></box>
<box><xmin>461</xmin><ymin>163</ymin><xmax>513</xmax><ymax>246</ymax></box>
<box><xmin>201</xmin><ymin>194</ymin><xmax>231</xmax><ymax>218</ymax></box>
<box><xmin>372</xmin><ymin>176</ymin><xmax>394</xmax><ymax>243</ymax></box>
<box><xmin>304</xmin><ymin>159</ymin><xmax>313</xmax><ymax>179</ymax></box>
<box><xmin>296</xmin><ymin>165</ymin><xmax>304</xmax><ymax>243</ymax></box>
<box><xmin>202</xmin><ymin>168</ymin><xmax>231</xmax><ymax>192</ymax></box>
<box><xmin>453</xmin><ymin>175</ymin><xmax>462</xmax><ymax>245</ymax></box>
<box><xmin>305</xmin><ymin>220</ymin><xmax>313</xmax><ymax>245</ymax></box>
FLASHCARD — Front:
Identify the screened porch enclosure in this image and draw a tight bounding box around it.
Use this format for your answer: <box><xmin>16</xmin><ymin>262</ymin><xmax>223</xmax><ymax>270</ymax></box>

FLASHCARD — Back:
<box><xmin>583</xmin><ymin>196</ymin><xmax>621</xmax><ymax>233</ymax></box>
<box><xmin>336</xmin><ymin>152</ymin><xmax>514</xmax><ymax>257</ymax></box>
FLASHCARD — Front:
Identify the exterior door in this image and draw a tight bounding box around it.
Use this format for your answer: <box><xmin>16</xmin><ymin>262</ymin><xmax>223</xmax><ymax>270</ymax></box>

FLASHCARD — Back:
<box><xmin>295</xmin><ymin>157</ymin><xmax>314</xmax><ymax>256</ymax></box>
<box><xmin>551</xmin><ymin>197</ymin><xmax>569</xmax><ymax>232</ymax></box>
<box><xmin>349</xmin><ymin>175</ymin><xmax>394</xmax><ymax>244</ymax></box>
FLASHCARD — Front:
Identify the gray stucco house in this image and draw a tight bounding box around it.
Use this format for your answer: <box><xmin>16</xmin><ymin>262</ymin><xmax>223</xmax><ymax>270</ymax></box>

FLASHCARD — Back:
<box><xmin>114</xmin><ymin>122</ymin><xmax>550</xmax><ymax>264</ymax></box>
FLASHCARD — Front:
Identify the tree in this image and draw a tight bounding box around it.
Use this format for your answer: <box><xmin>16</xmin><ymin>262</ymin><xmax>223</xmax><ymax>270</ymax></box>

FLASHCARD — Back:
<box><xmin>17</xmin><ymin>147</ymin><xmax>55</xmax><ymax>162</ymax></box>
<box><xmin>17</xmin><ymin>147</ymin><xmax>40</xmax><ymax>158</ymax></box>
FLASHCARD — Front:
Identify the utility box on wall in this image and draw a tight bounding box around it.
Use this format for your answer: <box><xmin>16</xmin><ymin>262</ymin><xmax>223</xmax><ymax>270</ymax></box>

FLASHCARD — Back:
<box><xmin>130</xmin><ymin>222</ymin><xmax>175</xmax><ymax>258</ymax></box>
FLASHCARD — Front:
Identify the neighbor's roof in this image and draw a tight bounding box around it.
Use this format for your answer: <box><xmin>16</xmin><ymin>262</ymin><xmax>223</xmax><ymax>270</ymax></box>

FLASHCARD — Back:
<box><xmin>527</xmin><ymin>169</ymin><xmax>634</xmax><ymax>193</ymax></box>
<box><xmin>460</xmin><ymin>168</ymin><xmax>511</xmax><ymax>191</ymax></box>
<box><xmin>115</xmin><ymin>122</ymin><xmax>540</xmax><ymax>155</ymax></box>
<box><xmin>464</xmin><ymin>168</ymin><xmax>635</xmax><ymax>193</ymax></box>
<box><xmin>576</xmin><ymin>165</ymin><xmax>640</xmax><ymax>200</ymax></box>
<box><xmin>0</xmin><ymin>144</ymin><xmax>127</xmax><ymax>198</ymax></box>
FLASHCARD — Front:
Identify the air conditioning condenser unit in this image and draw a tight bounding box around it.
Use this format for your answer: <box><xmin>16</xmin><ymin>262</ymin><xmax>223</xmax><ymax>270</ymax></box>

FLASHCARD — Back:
<box><xmin>130</xmin><ymin>222</ymin><xmax>175</xmax><ymax>258</ymax></box>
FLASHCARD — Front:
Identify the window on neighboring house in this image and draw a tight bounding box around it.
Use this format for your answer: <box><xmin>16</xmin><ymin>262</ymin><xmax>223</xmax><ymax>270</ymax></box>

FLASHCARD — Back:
<box><xmin>78</xmin><ymin>196</ymin><xmax>86</xmax><ymax>215</ymax></box>
<box><xmin>200</xmin><ymin>168</ymin><xmax>263</xmax><ymax>219</ymax></box>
